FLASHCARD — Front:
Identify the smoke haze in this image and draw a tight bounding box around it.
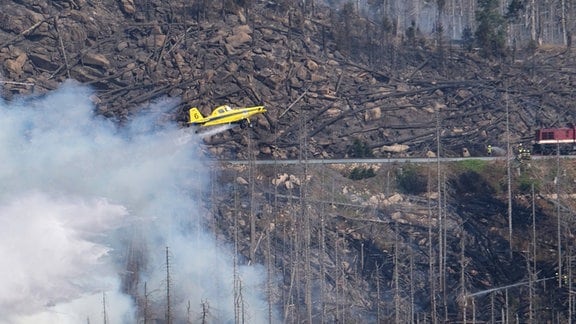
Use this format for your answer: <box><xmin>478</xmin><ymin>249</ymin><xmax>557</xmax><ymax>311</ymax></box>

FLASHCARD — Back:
<box><xmin>0</xmin><ymin>81</ymin><xmax>273</xmax><ymax>323</ymax></box>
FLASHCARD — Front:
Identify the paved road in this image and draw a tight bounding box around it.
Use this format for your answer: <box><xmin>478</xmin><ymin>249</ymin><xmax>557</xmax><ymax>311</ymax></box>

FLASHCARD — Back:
<box><xmin>220</xmin><ymin>155</ymin><xmax>575</xmax><ymax>165</ymax></box>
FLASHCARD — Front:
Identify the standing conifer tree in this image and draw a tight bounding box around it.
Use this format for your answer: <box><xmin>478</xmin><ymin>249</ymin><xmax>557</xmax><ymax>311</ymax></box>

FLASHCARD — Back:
<box><xmin>475</xmin><ymin>0</ymin><xmax>506</xmax><ymax>57</ymax></box>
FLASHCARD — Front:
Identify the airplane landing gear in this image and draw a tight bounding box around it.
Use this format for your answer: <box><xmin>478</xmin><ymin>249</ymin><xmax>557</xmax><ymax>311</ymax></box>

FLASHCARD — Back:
<box><xmin>240</xmin><ymin>120</ymin><xmax>252</xmax><ymax>129</ymax></box>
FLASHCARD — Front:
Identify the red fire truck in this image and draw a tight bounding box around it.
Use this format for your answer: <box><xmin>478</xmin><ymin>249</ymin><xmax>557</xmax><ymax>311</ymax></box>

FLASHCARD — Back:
<box><xmin>533</xmin><ymin>125</ymin><xmax>576</xmax><ymax>154</ymax></box>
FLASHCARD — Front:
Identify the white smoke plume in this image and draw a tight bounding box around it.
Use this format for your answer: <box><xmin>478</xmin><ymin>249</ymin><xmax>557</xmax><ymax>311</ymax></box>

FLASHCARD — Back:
<box><xmin>0</xmin><ymin>81</ymin><xmax>274</xmax><ymax>323</ymax></box>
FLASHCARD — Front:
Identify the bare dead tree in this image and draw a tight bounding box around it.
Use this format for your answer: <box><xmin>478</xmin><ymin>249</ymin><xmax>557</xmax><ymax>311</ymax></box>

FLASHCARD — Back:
<box><xmin>233</xmin><ymin>176</ymin><xmax>241</xmax><ymax>323</ymax></box>
<box><xmin>436</xmin><ymin>104</ymin><xmax>447</xmax><ymax>322</ymax></box>
<box><xmin>299</xmin><ymin>105</ymin><xmax>313</xmax><ymax>324</ymax></box>
<box><xmin>556</xmin><ymin>142</ymin><xmax>563</xmax><ymax>288</ymax></box>
<box><xmin>102</xmin><ymin>291</ymin><xmax>108</xmax><ymax>324</ymax></box>
<box><xmin>529</xmin><ymin>0</ymin><xmax>537</xmax><ymax>42</ymax></box>
<box><xmin>375</xmin><ymin>262</ymin><xmax>382</xmax><ymax>323</ymax></box>
<box><xmin>394</xmin><ymin>221</ymin><xmax>401</xmax><ymax>323</ymax></box>
<box><xmin>143</xmin><ymin>282</ymin><xmax>151</xmax><ymax>324</ymax></box>
<box><xmin>505</xmin><ymin>289</ymin><xmax>509</xmax><ymax>324</ymax></box>
<box><xmin>506</xmin><ymin>90</ymin><xmax>513</xmax><ymax>258</ymax></box>
<box><xmin>472</xmin><ymin>297</ymin><xmax>476</xmax><ymax>323</ymax></box>
<box><xmin>335</xmin><ymin>230</ymin><xmax>341</xmax><ymax>322</ymax></box>
<box><xmin>568</xmin><ymin>247</ymin><xmax>573</xmax><ymax>323</ymax></box>
<box><xmin>409</xmin><ymin>239</ymin><xmax>415</xmax><ymax>323</ymax></box>
<box><xmin>165</xmin><ymin>246</ymin><xmax>172</xmax><ymax>324</ymax></box>
<box><xmin>441</xmin><ymin>171</ymin><xmax>449</xmax><ymax>322</ymax></box>
<box><xmin>200</xmin><ymin>300</ymin><xmax>209</xmax><ymax>324</ymax></box>
<box><xmin>561</xmin><ymin>0</ymin><xmax>568</xmax><ymax>46</ymax></box>
<box><xmin>529</xmin><ymin>183</ymin><xmax>537</xmax><ymax>323</ymax></box>
<box><xmin>236</xmin><ymin>278</ymin><xmax>246</xmax><ymax>324</ymax></box>
<box><xmin>460</xmin><ymin>230</ymin><xmax>467</xmax><ymax>324</ymax></box>
<box><xmin>491</xmin><ymin>293</ymin><xmax>496</xmax><ymax>323</ymax></box>
<box><xmin>266</xmin><ymin>223</ymin><xmax>274</xmax><ymax>324</ymax></box>
<box><xmin>210</xmin><ymin>169</ymin><xmax>217</xmax><ymax>238</ymax></box>
<box><xmin>280</xmin><ymin>176</ymin><xmax>302</xmax><ymax>323</ymax></box>
<box><xmin>427</xmin><ymin>162</ymin><xmax>438</xmax><ymax>324</ymax></box>
<box><xmin>249</xmin><ymin>130</ymin><xmax>256</xmax><ymax>263</ymax></box>
<box><xmin>319</xmin><ymin>168</ymin><xmax>327</xmax><ymax>324</ymax></box>
<box><xmin>53</xmin><ymin>17</ymin><xmax>70</xmax><ymax>79</ymax></box>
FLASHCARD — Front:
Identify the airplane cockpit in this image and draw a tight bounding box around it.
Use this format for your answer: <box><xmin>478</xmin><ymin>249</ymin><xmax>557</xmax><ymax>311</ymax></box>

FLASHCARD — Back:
<box><xmin>215</xmin><ymin>105</ymin><xmax>233</xmax><ymax>114</ymax></box>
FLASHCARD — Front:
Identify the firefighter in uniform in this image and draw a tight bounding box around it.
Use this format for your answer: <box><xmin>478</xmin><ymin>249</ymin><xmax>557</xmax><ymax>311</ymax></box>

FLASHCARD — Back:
<box><xmin>516</xmin><ymin>143</ymin><xmax>531</xmax><ymax>162</ymax></box>
<box><xmin>517</xmin><ymin>144</ymin><xmax>524</xmax><ymax>162</ymax></box>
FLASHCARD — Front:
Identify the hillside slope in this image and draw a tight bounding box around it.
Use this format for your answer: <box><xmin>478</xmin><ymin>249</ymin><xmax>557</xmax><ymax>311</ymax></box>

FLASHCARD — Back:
<box><xmin>2</xmin><ymin>0</ymin><xmax>576</xmax><ymax>322</ymax></box>
<box><xmin>216</xmin><ymin>158</ymin><xmax>576</xmax><ymax>322</ymax></box>
<box><xmin>2</xmin><ymin>0</ymin><xmax>576</xmax><ymax>159</ymax></box>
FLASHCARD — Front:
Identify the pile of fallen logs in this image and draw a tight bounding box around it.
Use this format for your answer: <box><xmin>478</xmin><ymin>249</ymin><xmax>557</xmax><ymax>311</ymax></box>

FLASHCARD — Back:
<box><xmin>1</xmin><ymin>1</ymin><xmax>575</xmax><ymax>159</ymax></box>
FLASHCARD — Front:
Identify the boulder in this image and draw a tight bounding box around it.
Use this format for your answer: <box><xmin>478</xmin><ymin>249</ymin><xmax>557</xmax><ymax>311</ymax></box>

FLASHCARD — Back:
<box><xmin>236</xmin><ymin>177</ymin><xmax>249</xmax><ymax>185</ymax></box>
<box><xmin>380</xmin><ymin>144</ymin><xmax>409</xmax><ymax>153</ymax></box>
<box><xmin>139</xmin><ymin>34</ymin><xmax>167</xmax><ymax>49</ymax></box>
<box><xmin>226</xmin><ymin>32</ymin><xmax>252</xmax><ymax>48</ymax></box>
<box><xmin>226</xmin><ymin>24</ymin><xmax>252</xmax><ymax>48</ymax></box>
<box><xmin>324</xmin><ymin>107</ymin><xmax>341</xmax><ymax>118</ymax></box>
<box><xmin>364</xmin><ymin>107</ymin><xmax>382</xmax><ymax>122</ymax></box>
<box><xmin>28</xmin><ymin>52</ymin><xmax>58</xmax><ymax>71</ymax></box>
<box><xmin>82</xmin><ymin>52</ymin><xmax>110</xmax><ymax>69</ymax></box>
<box><xmin>119</xmin><ymin>0</ymin><xmax>136</xmax><ymax>15</ymax></box>
<box><xmin>71</xmin><ymin>65</ymin><xmax>104</xmax><ymax>82</ymax></box>
<box><xmin>4</xmin><ymin>53</ymin><xmax>27</xmax><ymax>75</ymax></box>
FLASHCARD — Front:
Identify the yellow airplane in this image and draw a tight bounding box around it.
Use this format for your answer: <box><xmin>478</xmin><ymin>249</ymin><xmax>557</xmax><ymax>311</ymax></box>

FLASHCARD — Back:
<box><xmin>188</xmin><ymin>105</ymin><xmax>266</xmax><ymax>127</ymax></box>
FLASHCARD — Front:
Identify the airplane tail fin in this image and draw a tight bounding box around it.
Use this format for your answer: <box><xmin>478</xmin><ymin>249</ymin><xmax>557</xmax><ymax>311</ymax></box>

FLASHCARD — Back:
<box><xmin>188</xmin><ymin>108</ymin><xmax>205</xmax><ymax>124</ymax></box>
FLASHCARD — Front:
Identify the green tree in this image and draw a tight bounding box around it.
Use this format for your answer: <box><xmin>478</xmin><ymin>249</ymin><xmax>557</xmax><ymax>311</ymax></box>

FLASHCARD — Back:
<box><xmin>396</xmin><ymin>165</ymin><xmax>427</xmax><ymax>194</ymax></box>
<box><xmin>475</xmin><ymin>0</ymin><xmax>506</xmax><ymax>58</ymax></box>
<box><xmin>334</xmin><ymin>2</ymin><xmax>356</xmax><ymax>54</ymax></box>
<box><xmin>347</xmin><ymin>139</ymin><xmax>373</xmax><ymax>158</ymax></box>
<box><xmin>406</xmin><ymin>20</ymin><xmax>417</xmax><ymax>47</ymax></box>
<box><xmin>348</xmin><ymin>167</ymin><xmax>376</xmax><ymax>180</ymax></box>
<box><xmin>505</xmin><ymin>0</ymin><xmax>525</xmax><ymax>21</ymax></box>
<box><xmin>462</xmin><ymin>26</ymin><xmax>474</xmax><ymax>52</ymax></box>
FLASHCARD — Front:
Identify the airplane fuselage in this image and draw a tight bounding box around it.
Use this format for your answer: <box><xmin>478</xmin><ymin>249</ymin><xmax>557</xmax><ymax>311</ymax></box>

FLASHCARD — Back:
<box><xmin>189</xmin><ymin>105</ymin><xmax>266</xmax><ymax>127</ymax></box>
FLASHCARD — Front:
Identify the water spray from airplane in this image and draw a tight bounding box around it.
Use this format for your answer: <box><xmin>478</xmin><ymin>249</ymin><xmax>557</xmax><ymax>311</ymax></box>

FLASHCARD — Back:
<box><xmin>196</xmin><ymin>123</ymin><xmax>238</xmax><ymax>138</ymax></box>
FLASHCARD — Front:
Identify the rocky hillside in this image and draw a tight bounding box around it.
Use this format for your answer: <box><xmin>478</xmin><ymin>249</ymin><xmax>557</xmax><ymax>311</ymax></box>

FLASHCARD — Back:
<box><xmin>216</xmin><ymin>158</ymin><xmax>576</xmax><ymax>323</ymax></box>
<box><xmin>3</xmin><ymin>0</ymin><xmax>576</xmax><ymax>160</ymax></box>
<box><xmin>2</xmin><ymin>0</ymin><xmax>576</xmax><ymax>323</ymax></box>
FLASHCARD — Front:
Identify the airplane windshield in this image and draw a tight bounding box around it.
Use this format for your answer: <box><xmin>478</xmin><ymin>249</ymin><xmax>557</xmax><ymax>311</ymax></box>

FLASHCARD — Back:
<box><xmin>215</xmin><ymin>105</ymin><xmax>232</xmax><ymax>114</ymax></box>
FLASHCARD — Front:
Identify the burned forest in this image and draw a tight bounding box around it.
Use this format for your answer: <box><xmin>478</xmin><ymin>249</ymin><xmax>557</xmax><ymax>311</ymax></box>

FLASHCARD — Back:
<box><xmin>2</xmin><ymin>0</ymin><xmax>576</xmax><ymax>322</ymax></box>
